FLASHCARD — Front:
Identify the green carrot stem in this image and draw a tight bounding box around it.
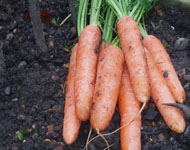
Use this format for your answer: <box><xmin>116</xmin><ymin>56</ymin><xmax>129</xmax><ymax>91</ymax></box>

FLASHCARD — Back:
<box><xmin>90</xmin><ymin>0</ymin><xmax>102</xmax><ymax>26</ymax></box>
<box><xmin>102</xmin><ymin>7</ymin><xmax>116</xmax><ymax>43</ymax></box>
<box><xmin>77</xmin><ymin>0</ymin><xmax>89</xmax><ymax>36</ymax></box>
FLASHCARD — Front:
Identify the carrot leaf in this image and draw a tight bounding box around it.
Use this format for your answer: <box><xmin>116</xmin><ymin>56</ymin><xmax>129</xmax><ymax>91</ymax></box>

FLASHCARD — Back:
<box><xmin>89</xmin><ymin>0</ymin><xmax>102</xmax><ymax>26</ymax></box>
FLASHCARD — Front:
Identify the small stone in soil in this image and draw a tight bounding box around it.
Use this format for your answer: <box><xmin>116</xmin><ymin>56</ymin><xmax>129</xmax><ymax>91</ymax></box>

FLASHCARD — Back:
<box><xmin>144</xmin><ymin>108</ymin><xmax>158</xmax><ymax>120</ymax></box>
<box><xmin>11</xmin><ymin>146</ymin><xmax>19</xmax><ymax>150</ymax></box>
<box><xmin>53</xmin><ymin>146</ymin><xmax>63</xmax><ymax>150</ymax></box>
<box><xmin>183</xmin><ymin>75</ymin><xmax>190</xmax><ymax>81</ymax></box>
<box><xmin>18</xmin><ymin>61</ymin><xmax>27</xmax><ymax>68</ymax></box>
<box><xmin>158</xmin><ymin>133</ymin><xmax>166</xmax><ymax>141</ymax></box>
<box><xmin>4</xmin><ymin>86</ymin><xmax>11</xmax><ymax>95</ymax></box>
<box><xmin>174</xmin><ymin>38</ymin><xmax>189</xmax><ymax>51</ymax></box>
<box><xmin>53</xmin><ymin>125</ymin><xmax>60</xmax><ymax>132</ymax></box>
<box><xmin>51</xmin><ymin>75</ymin><xmax>59</xmax><ymax>81</ymax></box>
<box><xmin>47</xmin><ymin>124</ymin><xmax>54</xmax><ymax>134</ymax></box>
<box><xmin>17</xmin><ymin>114</ymin><xmax>25</xmax><ymax>120</ymax></box>
<box><xmin>12</xmin><ymin>98</ymin><xmax>18</xmax><ymax>101</ymax></box>
<box><xmin>6</xmin><ymin>33</ymin><xmax>14</xmax><ymax>41</ymax></box>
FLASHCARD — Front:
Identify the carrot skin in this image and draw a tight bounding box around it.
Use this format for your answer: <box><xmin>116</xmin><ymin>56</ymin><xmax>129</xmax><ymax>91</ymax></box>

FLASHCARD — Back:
<box><xmin>90</xmin><ymin>45</ymin><xmax>124</xmax><ymax>131</ymax></box>
<box><xmin>75</xmin><ymin>25</ymin><xmax>101</xmax><ymax>121</ymax></box>
<box><xmin>143</xmin><ymin>35</ymin><xmax>185</xmax><ymax>103</ymax></box>
<box><xmin>117</xmin><ymin>16</ymin><xmax>150</xmax><ymax>103</ymax></box>
<box><xmin>63</xmin><ymin>44</ymin><xmax>81</xmax><ymax>144</ymax></box>
<box><xmin>145</xmin><ymin>49</ymin><xmax>185</xmax><ymax>133</ymax></box>
<box><xmin>118</xmin><ymin>65</ymin><xmax>141</xmax><ymax>150</ymax></box>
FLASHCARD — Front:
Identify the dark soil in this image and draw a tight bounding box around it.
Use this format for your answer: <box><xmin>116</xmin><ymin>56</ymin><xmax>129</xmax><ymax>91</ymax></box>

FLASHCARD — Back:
<box><xmin>0</xmin><ymin>1</ymin><xmax>190</xmax><ymax>150</ymax></box>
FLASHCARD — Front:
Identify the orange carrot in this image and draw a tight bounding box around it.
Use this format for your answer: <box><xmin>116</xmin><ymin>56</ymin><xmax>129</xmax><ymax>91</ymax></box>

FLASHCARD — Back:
<box><xmin>90</xmin><ymin>45</ymin><xmax>124</xmax><ymax>131</ymax></box>
<box><xmin>117</xmin><ymin>16</ymin><xmax>150</xmax><ymax>103</ymax></box>
<box><xmin>63</xmin><ymin>44</ymin><xmax>81</xmax><ymax>144</ymax></box>
<box><xmin>145</xmin><ymin>48</ymin><xmax>185</xmax><ymax>133</ymax></box>
<box><xmin>143</xmin><ymin>35</ymin><xmax>185</xmax><ymax>103</ymax></box>
<box><xmin>118</xmin><ymin>65</ymin><xmax>141</xmax><ymax>150</ymax></box>
<box><xmin>99</xmin><ymin>42</ymin><xmax>111</xmax><ymax>54</ymax></box>
<box><xmin>75</xmin><ymin>25</ymin><xmax>101</xmax><ymax>121</ymax></box>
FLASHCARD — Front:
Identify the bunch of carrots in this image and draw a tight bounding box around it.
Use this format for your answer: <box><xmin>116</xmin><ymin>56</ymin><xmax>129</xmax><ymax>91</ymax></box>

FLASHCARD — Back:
<box><xmin>62</xmin><ymin>0</ymin><xmax>186</xmax><ymax>149</ymax></box>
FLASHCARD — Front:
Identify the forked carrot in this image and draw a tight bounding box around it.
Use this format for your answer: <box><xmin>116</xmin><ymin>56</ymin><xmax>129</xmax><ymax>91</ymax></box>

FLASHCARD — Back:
<box><xmin>75</xmin><ymin>0</ymin><xmax>102</xmax><ymax>121</ymax></box>
<box><xmin>143</xmin><ymin>35</ymin><xmax>185</xmax><ymax>103</ymax></box>
<box><xmin>90</xmin><ymin>45</ymin><xmax>124</xmax><ymax>131</ymax></box>
<box><xmin>118</xmin><ymin>65</ymin><xmax>141</xmax><ymax>150</ymax></box>
<box><xmin>63</xmin><ymin>44</ymin><xmax>81</xmax><ymax>144</ymax></box>
<box><xmin>145</xmin><ymin>48</ymin><xmax>185</xmax><ymax>133</ymax></box>
<box><xmin>106</xmin><ymin>0</ymin><xmax>150</xmax><ymax>103</ymax></box>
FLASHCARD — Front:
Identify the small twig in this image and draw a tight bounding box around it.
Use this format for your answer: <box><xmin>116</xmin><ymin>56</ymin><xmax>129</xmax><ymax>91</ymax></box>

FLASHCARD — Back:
<box><xmin>85</xmin><ymin>127</ymin><xmax>92</xmax><ymax>150</ymax></box>
<box><xmin>60</xmin><ymin>14</ymin><xmax>72</xmax><ymax>26</ymax></box>
<box><xmin>97</xmin><ymin>130</ymin><xmax>110</xmax><ymax>150</ymax></box>
<box><xmin>83</xmin><ymin>102</ymin><xmax>146</xmax><ymax>149</ymax></box>
<box><xmin>103</xmin><ymin>143</ymin><xmax>114</xmax><ymax>150</ymax></box>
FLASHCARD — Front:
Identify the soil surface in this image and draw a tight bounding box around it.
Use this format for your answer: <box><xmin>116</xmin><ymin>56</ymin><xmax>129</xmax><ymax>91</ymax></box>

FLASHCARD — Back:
<box><xmin>0</xmin><ymin>1</ymin><xmax>190</xmax><ymax>150</ymax></box>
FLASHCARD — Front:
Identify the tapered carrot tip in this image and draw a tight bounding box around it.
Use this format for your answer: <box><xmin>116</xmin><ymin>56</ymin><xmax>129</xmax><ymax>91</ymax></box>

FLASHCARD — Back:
<box><xmin>143</xmin><ymin>35</ymin><xmax>185</xmax><ymax>103</ymax></box>
<box><xmin>145</xmin><ymin>49</ymin><xmax>185</xmax><ymax>133</ymax></box>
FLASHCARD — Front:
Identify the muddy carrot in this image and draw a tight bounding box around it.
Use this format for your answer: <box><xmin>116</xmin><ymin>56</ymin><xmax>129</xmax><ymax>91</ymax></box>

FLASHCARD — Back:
<box><xmin>145</xmin><ymin>49</ymin><xmax>185</xmax><ymax>133</ymax></box>
<box><xmin>75</xmin><ymin>0</ymin><xmax>102</xmax><ymax>121</ymax></box>
<box><xmin>63</xmin><ymin>44</ymin><xmax>81</xmax><ymax>144</ymax></box>
<box><xmin>118</xmin><ymin>65</ymin><xmax>141</xmax><ymax>150</ymax></box>
<box><xmin>90</xmin><ymin>45</ymin><xmax>124</xmax><ymax>131</ymax></box>
<box><xmin>106</xmin><ymin>0</ymin><xmax>150</xmax><ymax>103</ymax></box>
<box><xmin>143</xmin><ymin>35</ymin><xmax>185</xmax><ymax>103</ymax></box>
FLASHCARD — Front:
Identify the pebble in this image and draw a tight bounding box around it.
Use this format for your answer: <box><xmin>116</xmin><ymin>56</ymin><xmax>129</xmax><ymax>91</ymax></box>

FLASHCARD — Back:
<box><xmin>53</xmin><ymin>59</ymin><xmax>64</xmax><ymax>64</ymax></box>
<box><xmin>183</xmin><ymin>75</ymin><xmax>190</xmax><ymax>81</ymax></box>
<box><xmin>144</xmin><ymin>108</ymin><xmax>158</xmax><ymax>120</ymax></box>
<box><xmin>22</xmin><ymin>139</ymin><xmax>34</xmax><ymax>150</ymax></box>
<box><xmin>53</xmin><ymin>146</ymin><xmax>63</xmax><ymax>150</ymax></box>
<box><xmin>18</xmin><ymin>61</ymin><xmax>27</xmax><ymax>68</ymax></box>
<box><xmin>4</xmin><ymin>86</ymin><xmax>11</xmax><ymax>95</ymax></box>
<box><xmin>51</xmin><ymin>75</ymin><xmax>60</xmax><ymax>81</ymax></box>
<box><xmin>6</xmin><ymin>33</ymin><xmax>14</xmax><ymax>41</ymax></box>
<box><xmin>17</xmin><ymin>114</ymin><xmax>25</xmax><ymax>120</ymax></box>
<box><xmin>47</xmin><ymin>124</ymin><xmax>54</xmax><ymax>134</ymax></box>
<box><xmin>174</xmin><ymin>38</ymin><xmax>189</xmax><ymax>50</ymax></box>
<box><xmin>32</xmin><ymin>133</ymin><xmax>38</xmax><ymax>140</ymax></box>
<box><xmin>53</xmin><ymin>125</ymin><xmax>60</xmax><ymax>132</ymax></box>
<box><xmin>158</xmin><ymin>133</ymin><xmax>166</xmax><ymax>141</ymax></box>
<box><xmin>48</xmin><ymin>41</ymin><xmax>54</xmax><ymax>47</ymax></box>
<box><xmin>11</xmin><ymin>146</ymin><xmax>19</xmax><ymax>150</ymax></box>
<box><xmin>12</xmin><ymin>98</ymin><xmax>18</xmax><ymax>102</ymax></box>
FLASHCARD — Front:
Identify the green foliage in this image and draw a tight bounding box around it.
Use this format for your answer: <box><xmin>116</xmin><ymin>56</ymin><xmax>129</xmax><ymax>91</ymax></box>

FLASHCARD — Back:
<box><xmin>52</xmin><ymin>17</ymin><xmax>60</xmax><ymax>25</ymax></box>
<box><xmin>17</xmin><ymin>129</ymin><xmax>29</xmax><ymax>141</ymax></box>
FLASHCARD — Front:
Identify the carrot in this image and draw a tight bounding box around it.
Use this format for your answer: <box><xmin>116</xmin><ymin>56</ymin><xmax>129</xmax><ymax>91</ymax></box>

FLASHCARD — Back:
<box><xmin>145</xmin><ymin>48</ymin><xmax>185</xmax><ymax>133</ymax></box>
<box><xmin>143</xmin><ymin>35</ymin><xmax>185</xmax><ymax>103</ymax></box>
<box><xmin>90</xmin><ymin>45</ymin><xmax>124</xmax><ymax>131</ymax></box>
<box><xmin>106</xmin><ymin>0</ymin><xmax>150</xmax><ymax>103</ymax></box>
<box><xmin>75</xmin><ymin>0</ymin><xmax>102</xmax><ymax>121</ymax></box>
<box><xmin>118</xmin><ymin>65</ymin><xmax>141</xmax><ymax>150</ymax></box>
<box><xmin>63</xmin><ymin>44</ymin><xmax>81</xmax><ymax>144</ymax></box>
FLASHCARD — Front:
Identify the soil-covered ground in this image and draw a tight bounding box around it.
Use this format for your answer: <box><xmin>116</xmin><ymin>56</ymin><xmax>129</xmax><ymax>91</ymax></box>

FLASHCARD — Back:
<box><xmin>0</xmin><ymin>0</ymin><xmax>190</xmax><ymax>150</ymax></box>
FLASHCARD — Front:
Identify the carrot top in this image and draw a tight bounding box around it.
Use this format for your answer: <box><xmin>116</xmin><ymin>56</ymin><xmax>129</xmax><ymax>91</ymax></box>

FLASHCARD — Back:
<box><xmin>89</xmin><ymin>0</ymin><xmax>102</xmax><ymax>26</ymax></box>
<box><xmin>102</xmin><ymin>7</ymin><xmax>116</xmax><ymax>44</ymax></box>
<box><xmin>77</xmin><ymin>0</ymin><xmax>89</xmax><ymax>36</ymax></box>
<box><xmin>106</xmin><ymin>0</ymin><xmax>158</xmax><ymax>23</ymax></box>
